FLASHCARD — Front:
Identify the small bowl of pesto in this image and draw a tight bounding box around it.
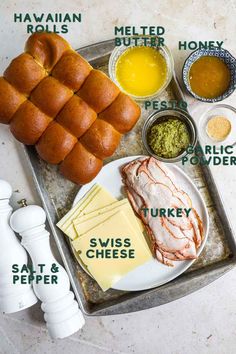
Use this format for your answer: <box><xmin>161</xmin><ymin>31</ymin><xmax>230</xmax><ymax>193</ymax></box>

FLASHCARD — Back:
<box><xmin>182</xmin><ymin>47</ymin><xmax>236</xmax><ymax>102</ymax></box>
<box><xmin>142</xmin><ymin>109</ymin><xmax>197</xmax><ymax>163</ymax></box>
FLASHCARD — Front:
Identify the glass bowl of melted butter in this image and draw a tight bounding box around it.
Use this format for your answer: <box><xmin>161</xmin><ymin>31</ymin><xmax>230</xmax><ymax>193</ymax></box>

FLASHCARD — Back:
<box><xmin>108</xmin><ymin>36</ymin><xmax>174</xmax><ymax>100</ymax></box>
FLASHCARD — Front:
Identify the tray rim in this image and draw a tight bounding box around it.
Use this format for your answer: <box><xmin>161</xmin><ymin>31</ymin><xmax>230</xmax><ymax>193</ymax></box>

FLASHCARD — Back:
<box><xmin>23</xmin><ymin>38</ymin><xmax>236</xmax><ymax>316</ymax></box>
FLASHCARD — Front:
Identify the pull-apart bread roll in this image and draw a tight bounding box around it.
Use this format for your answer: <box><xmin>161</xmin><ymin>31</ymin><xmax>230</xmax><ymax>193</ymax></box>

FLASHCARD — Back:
<box><xmin>80</xmin><ymin>119</ymin><xmax>121</xmax><ymax>159</ymax></box>
<box><xmin>0</xmin><ymin>32</ymin><xmax>141</xmax><ymax>184</ymax></box>
<box><xmin>56</xmin><ymin>96</ymin><xmax>96</xmax><ymax>138</ymax></box>
<box><xmin>0</xmin><ymin>77</ymin><xmax>26</xmax><ymax>124</ymax></box>
<box><xmin>77</xmin><ymin>69</ymin><xmax>120</xmax><ymax>113</ymax></box>
<box><xmin>99</xmin><ymin>92</ymin><xmax>141</xmax><ymax>133</ymax></box>
<box><xmin>60</xmin><ymin>142</ymin><xmax>103</xmax><ymax>185</ymax></box>
<box><xmin>10</xmin><ymin>101</ymin><xmax>52</xmax><ymax>145</ymax></box>
<box><xmin>52</xmin><ymin>51</ymin><xmax>92</xmax><ymax>91</ymax></box>
<box><xmin>36</xmin><ymin>122</ymin><xmax>77</xmax><ymax>164</ymax></box>
<box><xmin>25</xmin><ymin>32</ymin><xmax>71</xmax><ymax>71</ymax></box>
<box><xmin>4</xmin><ymin>53</ymin><xmax>47</xmax><ymax>96</ymax></box>
<box><xmin>31</xmin><ymin>76</ymin><xmax>73</xmax><ymax>117</ymax></box>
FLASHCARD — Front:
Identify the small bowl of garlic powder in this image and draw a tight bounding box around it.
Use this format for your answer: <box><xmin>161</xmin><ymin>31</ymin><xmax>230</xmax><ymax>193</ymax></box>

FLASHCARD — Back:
<box><xmin>199</xmin><ymin>104</ymin><xmax>236</xmax><ymax>147</ymax></box>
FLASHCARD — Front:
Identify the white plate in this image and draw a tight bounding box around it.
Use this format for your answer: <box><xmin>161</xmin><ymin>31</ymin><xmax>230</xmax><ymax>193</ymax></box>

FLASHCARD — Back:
<box><xmin>73</xmin><ymin>156</ymin><xmax>209</xmax><ymax>291</ymax></box>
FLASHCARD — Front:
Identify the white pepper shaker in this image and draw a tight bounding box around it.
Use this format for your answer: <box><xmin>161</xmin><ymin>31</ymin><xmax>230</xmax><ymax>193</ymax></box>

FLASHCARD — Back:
<box><xmin>10</xmin><ymin>204</ymin><xmax>85</xmax><ymax>339</ymax></box>
<box><xmin>0</xmin><ymin>180</ymin><xmax>37</xmax><ymax>313</ymax></box>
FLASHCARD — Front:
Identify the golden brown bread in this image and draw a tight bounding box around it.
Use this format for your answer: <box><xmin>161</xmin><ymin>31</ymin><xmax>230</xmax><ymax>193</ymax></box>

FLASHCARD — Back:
<box><xmin>77</xmin><ymin>69</ymin><xmax>120</xmax><ymax>113</ymax></box>
<box><xmin>31</xmin><ymin>76</ymin><xmax>73</xmax><ymax>117</ymax></box>
<box><xmin>0</xmin><ymin>32</ymin><xmax>141</xmax><ymax>185</ymax></box>
<box><xmin>99</xmin><ymin>92</ymin><xmax>141</xmax><ymax>133</ymax></box>
<box><xmin>36</xmin><ymin>122</ymin><xmax>77</xmax><ymax>164</ymax></box>
<box><xmin>10</xmin><ymin>101</ymin><xmax>51</xmax><ymax>145</ymax></box>
<box><xmin>4</xmin><ymin>53</ymin><xmax>47</xmax><ymax>96</ymax></box>
<box><xmin>60</xmin><ymin>142</ymin><xmax>103</xmax><ymax>185</ymax></box>
<box><xmin>0</xmin><ymin>77</ymin><xmax>26</xmax><ymax>124</ymax></box>
<box><xmin>56</xmin><ymin>95</ymin><xmax>97</xmax><ymax>138</ymax></box>
<box><xmin>25</xmin><ymin>32</ymin><xmax>71</xmax><ymax>71</ymax></box>
<box><xmin>80</xmin><ymin>119</ymin><xmax>121</xmax><ymax>159</ymax></box>
<box><xmin>52</xmin><ymin>51</ymin><xmax>92</xmax><ymax>91</ymax></box>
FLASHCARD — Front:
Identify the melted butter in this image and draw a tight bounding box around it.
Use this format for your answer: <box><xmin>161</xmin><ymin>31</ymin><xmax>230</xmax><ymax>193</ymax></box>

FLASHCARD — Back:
<box><xmin>115</xmin><ymin>46</ymin><xmax>167</xmax><ymax>97</ymax></box>
<box><xmin>189</xmin><ymin>56</ymin><xmax>231</xmax><ymax>99</ymax></box>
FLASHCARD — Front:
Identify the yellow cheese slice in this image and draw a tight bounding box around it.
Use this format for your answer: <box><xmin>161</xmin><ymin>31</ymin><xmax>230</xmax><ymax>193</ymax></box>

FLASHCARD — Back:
<box><xmin>80</xmin><ymin>186</ymin><xmax>117</xmax><ymax>215</ymax></box>
<box><xmin>73</xmin><ymin>199</ymin><xmax>126</xmax><ymax>226</ymax></box>
<box><xmin>73</xmin><ymin>199</ymin><xmax>143</xmax><ymax>239</ymax></box>
<box><xmin>74</xmin><ymin>199</ymin><xmax>144</xmax><ymax>233</ymax></box>
<box><xmin>73</xmin><ymin>210</ymin><xmax>152</xmax><ymax>291</ymax></box>
<box><xmin>74</xmin><ymin>199</ymin><xmax>127</xmax><ymax>227</ymax></box>
<box><xmin>57</xmin><ymin>184</ymin><xmax>117</xmax><ymax>240</ymax></box>
<box><xmin>57</xmin><ymin>184</ymin><xmax>99</xmax><ymax>229</ymax></box>
<box><xmin>57</xmin><ymin>187</ymin><xmax>101</xmax><ymax>239</ymax></box>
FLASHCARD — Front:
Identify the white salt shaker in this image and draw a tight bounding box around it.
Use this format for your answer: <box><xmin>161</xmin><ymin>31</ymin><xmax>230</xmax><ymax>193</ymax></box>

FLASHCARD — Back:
<box><xmin>10</xmin><ymin>204</ymin><xmax>85</xmax><ymax>339</ymax></box>
<box><xmin>0</xmin><ymin>180</ymin><xmax>37</xmax><ymax>313</ymax></box>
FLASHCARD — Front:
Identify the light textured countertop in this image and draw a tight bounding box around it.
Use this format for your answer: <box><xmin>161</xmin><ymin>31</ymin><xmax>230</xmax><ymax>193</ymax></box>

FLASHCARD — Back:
<box><xmin>1</xmin><ymin>0</ymin><xmax>236</xmax><ymax>353</ymax></box>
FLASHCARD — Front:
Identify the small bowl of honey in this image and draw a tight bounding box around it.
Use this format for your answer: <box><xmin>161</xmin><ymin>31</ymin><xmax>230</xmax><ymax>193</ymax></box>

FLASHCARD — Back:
<box><xmin>182</xmin><ymin>47</ymin><xmax>236</xmax><ymax>102</ymax></box>
<box><xmin>108</xmin><ymin>37</ymin><xmax>174</xmax><ymax>101</ymax></box>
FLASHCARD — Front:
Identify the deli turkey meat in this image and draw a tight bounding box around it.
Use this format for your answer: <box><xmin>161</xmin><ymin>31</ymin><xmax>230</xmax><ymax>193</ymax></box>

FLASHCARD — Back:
<box><xmin>122</xmin><ymin>157</ymin><xmax>203</xmax><ymax>266</ymax></box>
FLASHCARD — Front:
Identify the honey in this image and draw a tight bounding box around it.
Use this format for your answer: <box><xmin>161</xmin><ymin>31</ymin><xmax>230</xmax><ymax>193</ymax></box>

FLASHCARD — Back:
<box><xmin>189</xmin><ymin>56</ymin><xmax>231</xmax><ymax>99</ymax></box>
<box><xmin>115</xmin><ymin>46</ymin><xmax>167</xmax><ymax>97</ymax></box>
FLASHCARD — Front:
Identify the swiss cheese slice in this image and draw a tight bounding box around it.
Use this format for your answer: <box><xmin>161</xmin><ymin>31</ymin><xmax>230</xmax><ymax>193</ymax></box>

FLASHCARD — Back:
<box><xmin>57</xmin><ymin>184</ymin><xmax>117</xmax><ymax>239</ymax></box>
<box><xmin>74</xmin><ymin>199</ymin><xmax>144</xmax><ymax>234</ymax></box>
<box><xmin>72</xmin><ymin>199</ymin><xmax>148</xmax><ymax>255</ymax></box>
<box><xmin>73</xmin><ymin>199</ymin><xmax>127</xmax><ymax>227</ymax></box>
<box><xmin>74</xmin><ymin>210</ymin><xmax>152</xmax><ymax>291</ymax></box>
<box><xmin>57</xmin><ymin>184</ymin><xmax>99</xmax><ymax>229</ymax></box>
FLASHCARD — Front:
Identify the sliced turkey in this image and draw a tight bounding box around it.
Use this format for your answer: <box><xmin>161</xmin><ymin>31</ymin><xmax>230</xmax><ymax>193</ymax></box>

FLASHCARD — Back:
<box><xmin>122</xmin><ymin>157</ymin><xmax>203</xmax><ymax>266</ymax></box>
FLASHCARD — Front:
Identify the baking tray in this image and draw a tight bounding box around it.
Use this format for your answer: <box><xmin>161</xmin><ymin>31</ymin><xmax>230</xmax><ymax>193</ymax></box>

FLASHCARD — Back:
<box><xmin>23</xmin><ymin>39</ymin><xmax>236</xmax><ymax>315</ymax></box>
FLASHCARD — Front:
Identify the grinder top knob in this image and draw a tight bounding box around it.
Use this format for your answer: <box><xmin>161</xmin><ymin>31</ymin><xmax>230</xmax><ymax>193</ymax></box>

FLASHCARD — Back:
<box><xmin>10</xmin><ymin>205</ymin><xmax>46</xmax><ymax>233</ymax></box>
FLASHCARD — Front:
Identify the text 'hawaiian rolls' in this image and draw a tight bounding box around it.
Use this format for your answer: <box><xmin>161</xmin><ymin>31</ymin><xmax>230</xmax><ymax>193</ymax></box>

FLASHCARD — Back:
<box><xmin>31</xmin><ymin>76</ymin><xmax>73</xmax><ymax>117</ymax></box>
<box><xmin>80</xmin><ymin>119</ymin><xmax>121</xmax><ymax>159</ymax></box>
<box><xmin>99</xmin><ymin>92</ymin><xmax>141</xmax><ymax>133</ymax></box>
<box><xmin>25</xmin><ymin>32</ymin><xmax>71</xmax><ymax>71</ymax></box>
<box><xmin>36</xmin><ymin>121</ymin><xmax>77</xmax><ymax>164</ymax></box>
<box><xmin>4</xmin><ymin>53</ymin><xmax>47</xmax><ymax>96</ymax></box>
<box><xmin>77</xmin><ymin>69</ymin><xmax>120</xmax><ymax>113</ymax></box>
<box><xmin>10</xmin><ymin>101</ymin><xmax>52</xmax><ymax>145</ymax></box>
<box><xmin>60</xmin><ymin>142</ymin><xmax>103</xmax><ymax>185</ymax></box>
<box><xmin>0</xmin><ymin>77</ymin><xmax>26</xmax><ymax>124</ymax></box>
<box><xmin>56</xmin><ymin>95</ymin><xmax>97</xmax><ymax>138</ymax></box>
<box><xmin>52</xmin><ymin>51</ymin><xmax>92</xmax><ymax>91</ymax></box>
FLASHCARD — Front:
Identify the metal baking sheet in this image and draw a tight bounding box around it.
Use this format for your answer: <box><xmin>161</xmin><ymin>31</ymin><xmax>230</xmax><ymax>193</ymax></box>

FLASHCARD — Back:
<box><xmin>23</xmin><ymin>39</ymin><xmax>236</xmax><ymax>315</ymax></box>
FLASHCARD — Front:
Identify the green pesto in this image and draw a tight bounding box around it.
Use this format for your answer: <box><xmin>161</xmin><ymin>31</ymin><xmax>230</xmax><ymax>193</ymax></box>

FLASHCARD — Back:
<box><xmin>148</xmin><ymin>118</ymin><xmax>190</xmax><ymax>158</ymax></box>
